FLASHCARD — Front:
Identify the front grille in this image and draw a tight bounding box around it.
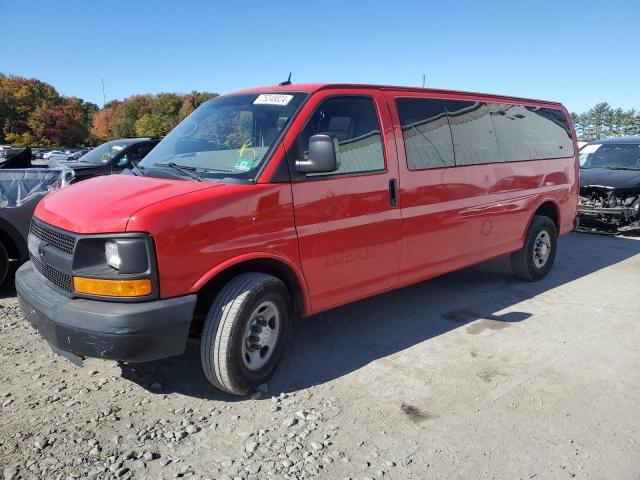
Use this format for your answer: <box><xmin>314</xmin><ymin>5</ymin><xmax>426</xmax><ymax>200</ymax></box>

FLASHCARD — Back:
<box><xmin>31</xmin><ymin>254</ymin><xmax>73</xmax><ymax>293</ymax></box>
<box><xmin>30</xmin><ymin>220</ymin><xmax>75</xmax><ymax>255</ymax></box>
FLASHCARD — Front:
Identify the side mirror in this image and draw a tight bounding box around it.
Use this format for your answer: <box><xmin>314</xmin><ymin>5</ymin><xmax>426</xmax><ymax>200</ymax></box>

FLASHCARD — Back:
<box><xmin>117</xmin><ymin>155</ymin><xmax>130</xmax><ymax>167</ymax></box>
<box><xmin>296</xmin><ymin>134</ymin><xmax>340</xmax><ymax>174</ymax></box>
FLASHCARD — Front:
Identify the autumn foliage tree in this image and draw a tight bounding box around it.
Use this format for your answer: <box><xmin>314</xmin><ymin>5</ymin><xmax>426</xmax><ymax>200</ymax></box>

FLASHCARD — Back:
<box><xmin>1</xmin><ymin>73</ymin><xmax>217</xmax><ymax>147</ymax></box>
<box><xmin>90</xmin><ymin>91</ymin><xmax>217</xmax><ymax>142</ymax></box>
<box><xmin>0</xmin><ymin>74</ymin><xmax>98</xmax><ymax>146</ymax></box>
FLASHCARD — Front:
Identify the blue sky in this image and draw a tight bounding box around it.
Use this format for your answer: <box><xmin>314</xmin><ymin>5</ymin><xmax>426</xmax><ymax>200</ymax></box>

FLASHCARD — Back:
<box><xmin>1</xmin><ymin>0</ymin><xmax>638</xmax><ymax>113</ymax></box>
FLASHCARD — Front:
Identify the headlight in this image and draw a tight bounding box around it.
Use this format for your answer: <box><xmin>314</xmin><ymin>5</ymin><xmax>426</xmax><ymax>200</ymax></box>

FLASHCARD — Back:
<box><xmin>105</xmin><ymin>241</ymin><xmax>121</xmax><ymax>270</ymax></box>
<box><xmin>72</xmin><ymin>235</ymin><xmax>156</xmax><ymax>299</ymax></box>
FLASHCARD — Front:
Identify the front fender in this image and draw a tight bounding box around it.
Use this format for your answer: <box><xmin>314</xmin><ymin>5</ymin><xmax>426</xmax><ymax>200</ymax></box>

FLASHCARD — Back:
<box><xmin>190</xmin><ymin>251</ymin><xmax>312</xmax><ymax>316</ymax></box>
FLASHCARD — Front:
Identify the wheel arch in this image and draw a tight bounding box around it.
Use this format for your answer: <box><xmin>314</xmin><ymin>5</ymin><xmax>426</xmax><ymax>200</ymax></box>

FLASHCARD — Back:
<box><xmin>191</xmin><ymin>253</ymin><xmax>311</xmax><ymax>327</ymax></box>
<box><xmin>522</xmin><ymin>198</ymin><xmax>560</xmax><ymax>241</ymax></box>
<box><xmin>0</xmin><ymin>217</ymin><xmax>28</xmax><ymax>261</ymax></box>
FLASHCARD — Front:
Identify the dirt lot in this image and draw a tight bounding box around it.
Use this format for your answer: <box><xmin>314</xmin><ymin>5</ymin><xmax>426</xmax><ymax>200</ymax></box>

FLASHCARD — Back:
<box><xmin>1</xmin><ymin>232</ymin><xmax>639</xmax><ymax>480</ymax></box>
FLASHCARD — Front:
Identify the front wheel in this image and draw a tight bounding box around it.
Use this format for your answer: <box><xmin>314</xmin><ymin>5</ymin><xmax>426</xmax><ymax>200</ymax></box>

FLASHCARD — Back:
<box><xmin>511</xmin><ymin>215</ymin><xmax>558</xmax><ymax>281</ymax></box>
<box><xmin>200</xmin><ymin>273</ymin><xmax>291</xmax><ymax>395</ymax></box>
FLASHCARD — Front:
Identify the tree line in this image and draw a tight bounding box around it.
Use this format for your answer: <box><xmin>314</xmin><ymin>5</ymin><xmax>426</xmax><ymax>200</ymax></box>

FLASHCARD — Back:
<box><xmin>570</xmin><ymin>103</ymin><xmax>640</xmax><ymax>142</ymax></box>
<box><xmin>0</xmin><ymin>74</ymin><xmax>217</xmax><ymax>147</ymax></box>
<box><xmin>2</xmin><ymin>73</ymin><xmax>639</xmax><ymax>146</ymax></box>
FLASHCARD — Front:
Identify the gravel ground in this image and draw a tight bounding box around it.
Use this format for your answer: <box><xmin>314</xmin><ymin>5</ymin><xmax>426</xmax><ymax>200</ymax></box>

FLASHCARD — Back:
<box><xmin>1</xmin><ymin>232</ymin><xmax>639</xmax><ymax>480</ymax></box>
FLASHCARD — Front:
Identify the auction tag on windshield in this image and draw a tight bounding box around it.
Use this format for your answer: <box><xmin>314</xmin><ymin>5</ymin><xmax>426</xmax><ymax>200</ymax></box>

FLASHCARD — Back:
<box><xmin>253</xmin><ymin>94</ymin><xmax>293</xmax><ymax>106</ymax></box>
<box><xmin>581</xmin><ymin>144</ymin><xmax>601</xmax><ymax>153</ymax></box>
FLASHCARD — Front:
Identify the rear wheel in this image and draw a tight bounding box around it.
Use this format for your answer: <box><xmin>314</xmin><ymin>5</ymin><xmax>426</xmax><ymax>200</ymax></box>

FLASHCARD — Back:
<box><xmin>0</xmin><ymin>241</ymin><xmax>9</xmax><ymax>287</ymax></box>
<box><xmin>200</xmin><ymin>273</ymin><xmax>291</xmax><ymax>395</ymax></box>
<box><xmin>511</xmin><ymin>215</ymin><xmax>558</xmax><ymax>281</ymax></box>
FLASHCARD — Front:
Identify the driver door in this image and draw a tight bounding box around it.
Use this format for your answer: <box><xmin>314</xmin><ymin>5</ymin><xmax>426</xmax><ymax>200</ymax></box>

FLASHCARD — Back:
<box><xmin>286</xmin><ymin>90</ymin><xmax>402</xmax><ymax>313</ymax></box>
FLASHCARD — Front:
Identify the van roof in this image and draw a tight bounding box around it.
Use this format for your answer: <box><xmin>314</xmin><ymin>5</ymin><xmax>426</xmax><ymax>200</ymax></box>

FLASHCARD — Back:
<box><xmin>230</xmin><ymin>83</ymin><xmax>564</xmax><ymax>107</ymax></box>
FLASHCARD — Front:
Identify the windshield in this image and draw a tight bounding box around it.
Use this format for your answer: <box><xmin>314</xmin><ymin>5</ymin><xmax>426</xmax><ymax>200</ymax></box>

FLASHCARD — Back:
<box><xmin>580</xmin><ymin>143</ymin><xmax>640</xmax><ymax>169</ymax></box>
<box><xmin>139</xmin><ymin>92</ymin><xmax>307</xmax><ymax>180</ymax></box>
<box><xmin>78</xmin><ymin>142</ymin><xmax>129</xmax><ymax>164</ymax></box>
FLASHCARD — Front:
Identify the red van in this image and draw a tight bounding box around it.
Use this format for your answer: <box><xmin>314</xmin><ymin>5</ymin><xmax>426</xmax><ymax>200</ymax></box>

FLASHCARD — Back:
<box><xmin>16</xmin><ymin>84</ymin><xmax>578</xmax><ymax>395</ymax></box>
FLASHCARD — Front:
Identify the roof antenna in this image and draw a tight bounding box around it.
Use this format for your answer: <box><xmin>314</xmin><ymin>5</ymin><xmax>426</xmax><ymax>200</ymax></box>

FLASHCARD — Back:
<box><xmin>102</xmin><ymin>78</ymin><xmax>113</xmax><ymax>155</ymax></box>
<box><xmin>279</xmin><ymin>72</ymin><xmax>292</xmax><ymax>86</ymax></box>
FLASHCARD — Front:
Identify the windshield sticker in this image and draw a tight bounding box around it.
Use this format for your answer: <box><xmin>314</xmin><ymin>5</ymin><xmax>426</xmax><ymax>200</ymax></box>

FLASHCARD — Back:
<box><xmin>234</xmin><ymin>159</ymin><xmax>254</xmax><ymax>171</ymax></box>
<box><xmin>253</xmin><ymin>94</ymin><xmax>293</xmax><ymax>106</ymax></box>
<box><xmin>581</xmin><ymin>144</ymin><xmax>601</xmax><ymax>154</ymax></box>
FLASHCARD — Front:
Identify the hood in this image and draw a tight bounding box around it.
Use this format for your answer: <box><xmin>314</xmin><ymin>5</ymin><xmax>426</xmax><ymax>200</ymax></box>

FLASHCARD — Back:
<box><xmin>580</xmin><ymin>168</ymin><xmax>640</xmax><ymax>190</ymax></box>
<box><xmin>35</xmin><ymin>174</ymin><xmax>221</xmax><ymax>233</ymax></box>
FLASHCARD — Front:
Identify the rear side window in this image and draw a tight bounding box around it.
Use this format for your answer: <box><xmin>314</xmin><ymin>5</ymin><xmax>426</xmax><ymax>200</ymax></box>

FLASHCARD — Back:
<box><xmin>490</xmin><ymin>105</ymin><xmax>574</xmax><ymax>161</ymax></box>
<box><xmin>395</xmin><ymin>98</ymin><xmax>455</xmax><ymax>169</ymax></box>
<box><xmin>298</xmin><ymin>96</ymin><xmax>385</xmax><ymax>177</ymax></box>
<box><xmin>444</xmin><ymin>100</ymin><xmax>499</xmax><ymax>165</ymax></box>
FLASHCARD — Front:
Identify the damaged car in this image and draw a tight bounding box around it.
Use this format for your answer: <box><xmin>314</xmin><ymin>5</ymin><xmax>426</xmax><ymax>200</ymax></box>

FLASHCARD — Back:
<box><xmin>0</xmin><ymin>167</ymin><xmax>73</xmax><ymax>286</ymax></box>
<box><xmin>578</xmin><ymin>136</ymin><xmax>640</xmax><ymax>233</ymax></box>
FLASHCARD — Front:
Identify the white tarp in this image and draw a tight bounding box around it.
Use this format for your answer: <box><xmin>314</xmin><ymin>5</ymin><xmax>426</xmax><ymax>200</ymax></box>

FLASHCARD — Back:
<box><xmin>0</xmin><ymin>167</ymin><xmax>73</xmax><ymax>208</ymax></box>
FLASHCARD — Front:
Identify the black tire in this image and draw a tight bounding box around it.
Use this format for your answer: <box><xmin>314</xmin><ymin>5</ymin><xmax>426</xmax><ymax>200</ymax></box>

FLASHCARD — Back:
<box><xmin>0</xmin><ymin>241</ymin><xmax>9</xmax><ymax>287</ymax></box>
<box><xmin>511</xmin><ymin>215</ymin><xmax>558</xmax><ymax>281</ymax></box>
<box><xmin>200</xmin><ymin>273</ymin><xmax>291</xmax><ymax>395</ymax></box>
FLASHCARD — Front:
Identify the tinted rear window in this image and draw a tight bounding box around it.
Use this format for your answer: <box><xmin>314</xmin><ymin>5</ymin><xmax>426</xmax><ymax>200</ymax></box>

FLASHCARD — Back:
<box><xmin>395</xmin><ymin>98</ymin><xmax>455</xmax><ymax>169</ymax></box>
<box><xmin>396</xmin><ymin>99</ymin><xmax>574</xmax><ymax>167</ymax></box>
<box><xmin>490</xmin><ymin>104</ymin><xmax>574</xmax><ymax>161</ymax></box>
<box><xmin>444</xmin><ymin>100</ymin><xmax>499</xmax><ymax>165</ymax></box>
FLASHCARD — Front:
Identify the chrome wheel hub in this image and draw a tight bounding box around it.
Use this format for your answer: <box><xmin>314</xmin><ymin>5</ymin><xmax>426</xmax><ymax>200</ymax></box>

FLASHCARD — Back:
<box><xmin>533</xmin><ymin>230</ymin><xmax>551</xmax><ymax>268</ymax></box>
<box><xmin>242</xmin><ymin>301</ymin><xmax>280</xmax><ymax>371</ymax></box>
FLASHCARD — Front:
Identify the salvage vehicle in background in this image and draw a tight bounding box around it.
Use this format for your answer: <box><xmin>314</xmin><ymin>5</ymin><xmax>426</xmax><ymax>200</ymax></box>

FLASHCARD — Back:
<box><xmin>578</xmin><ymin>136</ymin><xmax>640</xmax><ymax>233</ymax></box>
<box><xmin>16</xmin><ymin>83</ymin><xmax>578</xmax><ymax>395</ymax></box>
<box><xmin>0</xmin><ymin>168</ymin><xmax>72</xmax><ymax>286</ymax></box>
<box><xmin>43</xmin><ymin>150</ymin><xmax>65</xmax><ymax>159</ymax></box>
<box><xmin>51</xmin><ymin>138</ymin><xmax>160</xmax><ymax>181</ymax></box>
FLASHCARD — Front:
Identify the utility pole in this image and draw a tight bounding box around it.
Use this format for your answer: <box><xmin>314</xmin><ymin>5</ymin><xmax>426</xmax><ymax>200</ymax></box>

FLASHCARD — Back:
<box><xmin>421</xmin><ymin>74</ymin><xmax>426</xmax><ymax>88</ymax></box>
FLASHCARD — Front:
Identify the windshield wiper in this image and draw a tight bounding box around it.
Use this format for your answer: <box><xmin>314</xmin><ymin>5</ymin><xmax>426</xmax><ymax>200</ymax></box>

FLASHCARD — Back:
<box><xmin>155</xmin><ymin>162</ymin><xmax>204</xmax><ymax>182</ymax></box>
<box><xmin>605</xmin><ymin>166</ymin><xmax>640</xmax><ymax>171</ymax></box>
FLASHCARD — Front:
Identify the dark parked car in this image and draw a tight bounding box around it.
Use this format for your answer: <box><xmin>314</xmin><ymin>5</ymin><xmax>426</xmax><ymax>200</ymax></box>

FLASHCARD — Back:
<box><xmin>0</xmin><ymin>148</ymin><xmax>33</xmax><ymax>168</ymax></box>
<box><xmin>51</xmin><ymin>138</ymin><xmax>160</xmax><ymax>181</ymax></box>
<box><xmin>578</xmin><ymin>136</ymin><xmax>640</xmax><ymax>233</ymax></box>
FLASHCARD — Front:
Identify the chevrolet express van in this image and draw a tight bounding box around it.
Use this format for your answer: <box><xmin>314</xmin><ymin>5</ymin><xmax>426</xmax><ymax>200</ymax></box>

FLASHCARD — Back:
<box><xmin>16</xmin><ymin>84</ymin><xmax>578</xmax><ymax>395</ymax></box>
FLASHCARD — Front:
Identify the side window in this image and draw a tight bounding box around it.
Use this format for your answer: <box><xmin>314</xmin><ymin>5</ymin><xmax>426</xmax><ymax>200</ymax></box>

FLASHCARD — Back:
<box><xmin>125</xmin><ymin>143</ymin><xmax>154</xmax><ymax>164</ymax></box>
<box><xmin>491</xmin><ymin>103</ymin><xmax>542</xmax><ymax>162</ymax></box>
<box><xmin>395</xmin><ymin>98</ymin><xmax>455</xmax><ymax>169</ymax></box>
<box><xmin>444</xmin><ymin>100</ymin><xmax>499</xmax><ymax>166</ymax></box>
<box><xmin>490</xmin><ymin>104</ymin><xmax>575</xmax><ymax>161</ymax></box>
<box><xmin>527</xmin><ymin>107</ymin><xmax>574</xmax><ymax>158</ymax></box>
<box><xmin>298</xmin><ymin>96</ymin><xmax>385</xmax><ymax>177</ymax></box>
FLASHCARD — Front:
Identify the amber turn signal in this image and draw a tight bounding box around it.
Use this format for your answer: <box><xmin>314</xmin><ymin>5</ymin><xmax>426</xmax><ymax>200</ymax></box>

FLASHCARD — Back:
<box><xmin>73</xmin><ymin>277</ymin><xmax>152</xmax><ymax>297</ymax></box>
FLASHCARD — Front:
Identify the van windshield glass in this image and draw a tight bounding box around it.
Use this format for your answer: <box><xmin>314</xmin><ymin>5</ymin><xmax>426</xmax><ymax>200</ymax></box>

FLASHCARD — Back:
<box><xmin>78</xmin><ymin>142</ymin><xmax>128</xmax><ymax>164</ymax></box>
<box><xmin>139</xmin><ymin>93</ymin><xmax>307</xmax><ymax>180</ymax></box>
